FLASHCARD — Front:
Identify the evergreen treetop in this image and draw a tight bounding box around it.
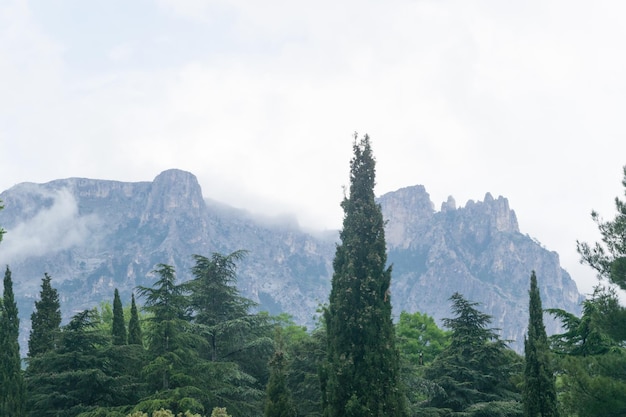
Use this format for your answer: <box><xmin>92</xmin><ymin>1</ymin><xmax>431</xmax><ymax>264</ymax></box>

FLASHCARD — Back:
<box><xmin>128</xmin><ymin>293</ymin><xmax>143</xmax><ymax>346</ymax></box>
<box><xmin>28</xmin><ymin>273</ymin><xmax>62</xmax><ymax>358</ymax></box>
<box><xmin>112</xmin><ymin>288</ymin><xmax>127</xmax><ymax>345</ymax></box>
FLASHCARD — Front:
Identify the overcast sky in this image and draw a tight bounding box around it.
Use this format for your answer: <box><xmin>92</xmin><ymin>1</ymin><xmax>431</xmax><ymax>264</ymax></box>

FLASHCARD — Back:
<box><xmin>2</xmin><ymin>0</ymin><xmax>626</xmax><ymax>296</ymax></box>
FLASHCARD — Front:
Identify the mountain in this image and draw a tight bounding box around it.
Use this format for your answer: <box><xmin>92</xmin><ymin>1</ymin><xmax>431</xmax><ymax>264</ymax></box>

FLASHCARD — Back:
<box><xmin>0</xmin><ymin>169</ymin><xmax>582</xmax><ymax>352</ymax></box>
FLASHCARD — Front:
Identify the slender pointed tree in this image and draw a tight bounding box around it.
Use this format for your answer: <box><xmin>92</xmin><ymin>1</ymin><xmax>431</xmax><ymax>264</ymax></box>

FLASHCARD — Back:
<box><xmin>128</xmin><ymin>293</ymin><xmax>143</xmax><ymax>346</ymax></box>
<box><xmin>28</xmin><ymin>273</ymin><xmax>62</xmax><ymax>358</ymax></box>
<box><xmin>112</xmin><ymin>288</ymin><xmax>127</xmax><ymax>345</ymax></box>
<box><xmin>523</xmin><ymin>271</ymin><xmax>558</xmax><ymax>417</ymax></box>
<box><xmin>0</xmin><ymin>266</ymin><xmax>26</xmax><ymax>416</ymax></box>
<box><xmin>323</xmin><ymin>134</ymin><xmax>406</xmax><ymax>417</ymax></box>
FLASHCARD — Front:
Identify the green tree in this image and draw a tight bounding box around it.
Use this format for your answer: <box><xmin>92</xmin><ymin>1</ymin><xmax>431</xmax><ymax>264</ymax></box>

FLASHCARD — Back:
<box><xmin>548</xmin><ymin>286</ymin><xmax>626</xmax><ymax>416</ymax></box>
<box><xmin>137</xmin><ymin>264</ymin><xmax>192</xmax><ymax>391</ymax></box>
<box><xmin>26</xmin><ymin>309</ymin><xmax>115</xmax><ymax>417</ymax></box>
<box><xmin>264</xmin><ymin>330</ymin><xmax>296</xmax><ymax>417</ymax></box>
<box><xmin>128</xmin><ymin>293</ymin><xmax>143</xmax><ymax>346</ymax></box>
<box><xmin>186</xmin><ymin>251</ymin><xmax>273</xmax><ymax>416</ymax></box>
<box><xmin>424</xmin><ymin>293</ymin><xmax>521</xmax><ymax>412</ymax></box>
<box><xmin>28</xmin><ymin>273</ymin><xmax>62</xmax><ymax>358</ymax></box>
<box><xmin>112</xmin><ymin>288</ymin><xmax>127</xmax><ymax>345</ymax></box>
<box><xmin>523</xmin><ymin>271</ymin><xmax>558</xmax><ymax>417</ymax></box>
<box><xmin>396</xmin><ymin>311</ymin><xmax>450</xmax><ymax>367</ymax></box>
<box><xmin>276</xmin><ymin>315</ymin><xmax>325</xmax><ymax>417</ymax></box>
<box><xmin>135</xmin><ymin>264</ymin><xmax>204</xmax><ymax>415</ymax></box>
<box><xmin>577</xmin><ymin>165</ymin><xmax>626</xmax><ymax>290</ymax></box>
<box><xmin>395</xmin><ymin>311</ymin><xmax>450</xmax><ymax>414</ymax></box>
<box><xmin>0</xmin><ymin>266</ymin><xmax>26</xmax><ymax>416</ymax></box>
<box><xmin>323</xmin><ymin>135</ymin><xmax>406</xmax><ymax>417</ymax></box>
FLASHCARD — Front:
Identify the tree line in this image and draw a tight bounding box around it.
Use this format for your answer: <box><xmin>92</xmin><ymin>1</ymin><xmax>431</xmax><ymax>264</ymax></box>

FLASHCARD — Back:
<box><xmin>1</xmin><ymin>138</ymin><xmax>626</xmax><ymax>416</ymax></box>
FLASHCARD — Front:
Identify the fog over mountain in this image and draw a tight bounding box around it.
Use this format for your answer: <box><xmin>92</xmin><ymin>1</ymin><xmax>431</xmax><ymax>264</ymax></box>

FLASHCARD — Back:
<box><xmin>0</xmin><ymin>169</ymin><xmax>582</xmax><ymax>352</ymax></box>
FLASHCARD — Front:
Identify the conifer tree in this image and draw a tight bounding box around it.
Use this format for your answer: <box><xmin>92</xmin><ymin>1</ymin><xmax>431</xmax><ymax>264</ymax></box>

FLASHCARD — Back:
<box><xmin>28</xmin><ymin>273</ymin><xmax>62</xmax><ymax>358</ymax></box>
<box><xmin>0</xmin><ymin>266</ymin><xmax>26</xmax><ymax>416</ymax></box>
<box><xmin>128</xmin><ymin>293</ymin><xmax>143</xmax><ymax>346</ymax></box>
<box><xmin>523</xmin><ymin>271</ymin><xmax>558</xmax><ymax>417</ymax></box>
<box><xmin>424</xmin><ymin>293</ymin><xmax>521</xmax><ymax>412</ymax></box>
<box><xmin>112</xmin><ymin>288</ymin><xmax>127</xmax><ymax>345</ymax></box>
<box><xmin>264</xmin><ymin>330</ymin><xmax>295</xmax><ymax>417</ymax></box>
<box><xmin>323</xmin><ymin>134</ymin><xmax>405</xmax><ymax>417</ymax></box>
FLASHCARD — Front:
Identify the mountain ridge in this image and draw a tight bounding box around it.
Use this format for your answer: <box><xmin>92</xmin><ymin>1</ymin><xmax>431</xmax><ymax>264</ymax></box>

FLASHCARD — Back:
<box><xmin>0</xmin><ymin>169</ymin><xmax>583</xmax><ymax>352</ymax></box>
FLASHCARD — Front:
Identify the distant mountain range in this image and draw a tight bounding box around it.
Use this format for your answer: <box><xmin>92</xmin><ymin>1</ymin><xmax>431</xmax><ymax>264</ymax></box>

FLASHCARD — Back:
<box><xmin>0</xmin><ymin>169</ymin><xmax>582</xmax><ymax>352</ymax></box>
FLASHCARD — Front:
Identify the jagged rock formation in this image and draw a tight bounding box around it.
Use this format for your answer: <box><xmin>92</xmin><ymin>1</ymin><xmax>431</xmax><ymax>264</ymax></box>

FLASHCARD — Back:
<box><xmin>0</xmin><ymin>170</ymin><xmax>582</xmax><ymax>352</ymax></box>
<box><xmin>382</xmin><ymin>186</ymin><xmax>582</xmax><ymax>350</ymax></box>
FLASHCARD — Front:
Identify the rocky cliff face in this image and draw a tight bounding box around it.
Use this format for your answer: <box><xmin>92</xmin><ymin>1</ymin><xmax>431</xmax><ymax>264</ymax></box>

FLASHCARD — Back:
<box><xmin>0</xmin><ymin>170</ymin><xmax>582</xmax><ymax>352</ymax></box>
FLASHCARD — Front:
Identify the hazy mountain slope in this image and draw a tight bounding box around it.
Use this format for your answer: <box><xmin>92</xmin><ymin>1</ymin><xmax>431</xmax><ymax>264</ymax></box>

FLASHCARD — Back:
<box><xmin>0</xmin><ymin>170</ymin><xmax>582</xmax><ymax>352</ymax></box>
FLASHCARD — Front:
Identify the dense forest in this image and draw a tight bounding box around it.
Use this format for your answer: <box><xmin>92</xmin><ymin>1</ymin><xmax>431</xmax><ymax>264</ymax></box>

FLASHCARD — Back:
<box><xmin>1</xmin><ymin>141</ymin><xmax>626</xmax><ymax>417</ymax></box>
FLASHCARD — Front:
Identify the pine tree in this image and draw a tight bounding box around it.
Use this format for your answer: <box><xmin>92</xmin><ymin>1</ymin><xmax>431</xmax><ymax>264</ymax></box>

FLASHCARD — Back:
<box><xmin>0</xmin><ymin>266</ymin><xmax>26</xmax><ymax>416</ymax></box>
<box><xmin>112</xmin><ymin>288</ymin><xmax>127</xmax><ymax>345</ymax></box>
<box><xmin>128</xmin><ymin>293</ymin><xmax>143</xmax><ymax>346</ymax></box>
<box><xmin>523</xmin><ymin>271</ymin><xmax>558</xmax><ymax>417</ymax></box>
<box><xmin>323</xmin><ymin>134</ymin><xmax>406</xmax><ymax>417</ymax></box>
<box><xmin>28</xmin><ymin>273</ymin><xmax>62</xmax><ymax>358</ymax></box>
<box><xmin>577</xmin><ymin>165</ymin><xmax>626</xmax><ymax>290</ymax></box>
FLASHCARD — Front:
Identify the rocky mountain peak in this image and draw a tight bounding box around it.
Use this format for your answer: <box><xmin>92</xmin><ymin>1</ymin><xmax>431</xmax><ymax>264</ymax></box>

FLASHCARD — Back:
<box><xmin>140</xmin><ymin>169</ymin><xmax>205</xmax><ymax>226</ymax></box>
<box><xmin>378</xmin><ymin>185</ymin><xmax>435</xmax><ymax>249</ymax></box>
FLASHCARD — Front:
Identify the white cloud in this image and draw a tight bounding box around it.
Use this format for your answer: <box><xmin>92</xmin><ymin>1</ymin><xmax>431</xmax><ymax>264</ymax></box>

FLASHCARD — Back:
<box><xmin>0</xmin><ymin>189</ymin><xmax>99</xmax><ymax>264</ymax></box>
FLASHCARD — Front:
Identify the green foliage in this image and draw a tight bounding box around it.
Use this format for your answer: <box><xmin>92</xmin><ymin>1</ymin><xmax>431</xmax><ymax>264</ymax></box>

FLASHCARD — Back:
<box><xmin>556</xmin><ymin>352</ymin><xmax>626</xmax><ymax>417</ymax></box>
<box><xmin>464</xmin><ymin>401</ymin><xmax>523</xmax><ymax>417</ymax></box>
<box><xmin>0</xmin><ymin>266</ymin><xmax>26</xmax><ymax>416</ymax></box>
<box><xmin>548</xmin><ymin>286</ymin><xmax>626</xmax><ymax>416</ymax></box>
<box><xmin>577</xmin><ymin>165</ymin><xmax>626</xmax><ymax>290</ymax></box>
<box><xmin>125</xmin><ymin>410</ymin><xmax>202</xmax><ymax>417</ymax></box>
<box><xmin>210</xmin><ymin>408</ymin><xmax>231</xmax><ymax>417</ymax></box>
<box><xmin>424</xmin><ymin>293</ymin><xmax>521</xmax><ymax>412</ymax></box>
<box><xmin>396</xmin><ymin>310</ymin><xmax>451</xmax><ymax>367</ymax></box>
<box><xmin>548</xmin><ymin>286</ymin><xmax>624</xmax><ymax>356</ymax></box>
<box><xmin>26</xmin><ymin>309</ymin><xmax>116</xmax><ymax>417</ymax></box>
<box><xmin>28</xmin><ymin>273</ymin><xmax>62</xmax><ymax>358</ymax></box>
<box><xmin>137</xmin><ymin>264</ymin><xmax>198</xmax><ymax>393</ymax></box>
<box><xmin>264</xmin><ymin>330</ymin><xmax>296</xmax><ymax>417</ymax></box>
<box><xmin>396</xmin><ymin>311</ymin><xmax>451</xmax><ymax>413</ymax></box>
<box><xmin>113</xmin><ymin>288</ymin><xmax>128</xmax><ymax>345</ymax></box>
<box><xmin>128</xmin><ymin>293</ymin><xmax>143</xmax><ymax>346</ymax></box>
<box><xmin>323</xmin><ymin>135</ymin><xmax>406</xmax><ymax>417</ymax></box>
<box><xmin>522</xmin><ymin>271</ymin><xmax>558</xmax><ymax>417</ymax></box>
<box><xmin>186</xmin><ymin>251</ymin><xmax>273</xmax><ymax>416</ymax></box>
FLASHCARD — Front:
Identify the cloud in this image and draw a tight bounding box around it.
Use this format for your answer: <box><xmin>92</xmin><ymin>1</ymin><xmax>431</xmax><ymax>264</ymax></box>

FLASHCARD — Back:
<box><xmin>0</xmin><ymin>189</ymin><xmax>99</xmax><ymax>264</ymax></box>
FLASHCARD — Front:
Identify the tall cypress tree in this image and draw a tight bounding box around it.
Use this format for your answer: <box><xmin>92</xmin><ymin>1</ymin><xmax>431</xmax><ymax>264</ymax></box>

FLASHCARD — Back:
<box><xmin>112</xmin><ymin>288</ymin><xmax>127</xmax><ymax>345</ymax></box>
<box><xmin>523</xmin><ymin>271</ymin><xmax>559</xmax><ymax>417</ymax></box>
<box><xmin>0</xmin><ymin>266</ymin><xmax>26</xmax><ymax>416</ymax></box>
<box><xmin>28</xmin><ymin>273</ymin><xmax>62</xmax><ymax>358</ymax></box>
<box><xmin>128</xmin><ymin>293</ymin><xmax>142</xmax><ymax>346</ymax></box>
<box><xmin>323</xmin><ymin>134</ymin><xmax>405</xmax><ymax>417</ymax></box>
